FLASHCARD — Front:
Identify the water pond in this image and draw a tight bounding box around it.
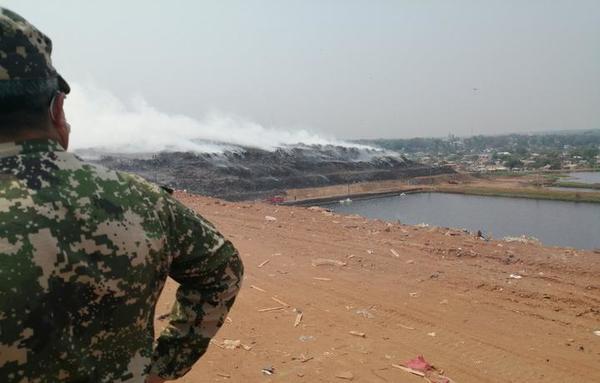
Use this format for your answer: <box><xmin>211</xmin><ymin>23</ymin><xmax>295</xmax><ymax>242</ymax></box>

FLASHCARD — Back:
<box><xmin>324</xmin><ymin>192</ymin><xmax>600</xmax><ymax>249</ymax></box>
<box><xmin>564</xmin><ymin>171</ymin><xmax>600</xmax><ymax>184</ymax></box>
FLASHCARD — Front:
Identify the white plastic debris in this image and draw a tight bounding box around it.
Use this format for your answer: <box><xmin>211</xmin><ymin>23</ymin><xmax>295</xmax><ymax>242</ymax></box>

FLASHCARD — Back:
<box><xmin>299</xmin><ymin>335</ymin><xmax>315</xmax><ymax>342</ymax></box>
<box><xmin>503</xmin><ymin>235</ymin><xmax>540</xmax><ymax>244</ymax></box>
<box><xmin>223</xmin><ymin>339</ymin><xmax>241</xmax><ymax>349</ymax></box>
<box><xmin>355</xmin><ymin>308</ymin><xmax>375</xmax><ymax>319</ymax></box>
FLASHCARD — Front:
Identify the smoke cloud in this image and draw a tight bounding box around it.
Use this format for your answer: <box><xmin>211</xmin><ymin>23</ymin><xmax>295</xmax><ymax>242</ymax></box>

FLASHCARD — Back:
<box><xmin>66</xmin><ymin>82</ymin><xmax>358</xmax><ymax>154</ymax></box>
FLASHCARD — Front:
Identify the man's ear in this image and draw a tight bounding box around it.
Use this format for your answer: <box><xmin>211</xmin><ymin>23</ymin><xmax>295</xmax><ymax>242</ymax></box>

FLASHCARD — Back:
<box><xmin>49</xmin><ymin>92</ymin><xmax>69</xmax><ymax>149</ymax></box>
<box><xmin>50</xmin><ymin>92</ymin><xmax>66</xmax><ymax>126</ymax></box>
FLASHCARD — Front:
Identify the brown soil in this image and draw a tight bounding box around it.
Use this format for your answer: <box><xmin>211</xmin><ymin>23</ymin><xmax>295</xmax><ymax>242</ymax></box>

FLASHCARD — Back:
<box><xmin>156</xmin><ymin>192</ymin><xmax>600</xmax><ymax>382</ymax></box>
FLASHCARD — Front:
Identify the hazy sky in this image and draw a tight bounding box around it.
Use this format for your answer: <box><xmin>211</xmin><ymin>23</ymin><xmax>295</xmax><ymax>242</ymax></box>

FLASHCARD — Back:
<box><xmin>3</xmin><ymin>0</ymin><xmax>600</xmax><ymax>140</ymax></box>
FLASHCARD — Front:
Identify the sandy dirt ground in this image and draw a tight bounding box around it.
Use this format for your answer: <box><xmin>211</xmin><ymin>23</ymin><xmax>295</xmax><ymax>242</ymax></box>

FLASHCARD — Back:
<box><xmin>155</xmin><ymin>192</ymin><xmax>600</xmax><ymax>383</ymax></box>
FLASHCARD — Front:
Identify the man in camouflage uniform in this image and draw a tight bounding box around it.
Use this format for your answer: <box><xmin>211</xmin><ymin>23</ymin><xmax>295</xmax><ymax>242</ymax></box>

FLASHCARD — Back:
<box><xmin>0</xmin><ymin>8</ymin><xmax>243</xmax><ymax>382</ymax></box>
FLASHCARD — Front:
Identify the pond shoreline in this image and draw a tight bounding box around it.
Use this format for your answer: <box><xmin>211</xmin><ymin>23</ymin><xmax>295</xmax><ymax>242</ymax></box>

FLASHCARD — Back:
<box><xmin>321</xmin><ymin>191</ymin><xmax>600</xmax><ymax>249</ymax></box>
<box><xmin>284</xmin><ymin>179</ymin><xmax>600</xmax><ymax>206</ymax></box>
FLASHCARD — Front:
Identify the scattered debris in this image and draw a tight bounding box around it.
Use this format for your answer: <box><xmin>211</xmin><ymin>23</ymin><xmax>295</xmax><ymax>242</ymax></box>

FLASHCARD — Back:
<box><xmin>271</xmin><ymin>297</ymin><xmax>290</xmax><ymax>307</ymax></box>
<box><xmin>299</xmin><ymin>335</ymin><xmax>315</xmax><ymax>342</ymax></box>
<box><xmin>261</xmin><ymin>366</ymin><xmax>275</xmax><ymax>376</ymax></box>
<box><xmin>503</xmin><ymin>235</ymin><xmax>540</xmax><ymax>244</ymax></box>
<box><xmin>258</xmin><ymin>259</ymin><xmax>270</xmax><ymax>268</ymax></box>
<box><xmin>394</xmin><ymin>356</ymin><xmax>456</xmax><ymax>383</ymax></box>
<box><xmin>344</xmin><ymin>214</ymin><xmax>363</xmax><ymax>220</ymax></box>
<box><xmin>335</xmin><ymin>371</ymin><xmax>354</xmax><ymax>380</ymax></box>
<box><xmin>250</xmin><ymin>285</ymin><xmax>266</xmax><ymax>292</ymax></box>
<box><xmin>313</xmin><ymin>277</ymin><xmax>332</xmax><ymax>281</ymax></box>
<box><xmin>390</xmin><ymin>249</ymin><xmax>400</xmax><ymax>258</ymax></box>
<box><xmin>355</xmin><ymin>308</ymin><xmax>375</xmax><ymax>319</ymax></box>
<box><xmin>258</xmin><ymin>306</ymin><xmax>286</xmax><ymax>313</ymax></box>
<box><xmin>223</xmin><ymin>339</ymin><xmax>241</xmax><ymax>349</ymax></box>
<box><xmin>210</xmin><ymin>339</ymin><xmax>225</xmax><ymax>349</ymax></box>
<box><xmin>241</xmin><ymin>344</ymin><xmax>253</xmax><ymax>351</ymax></box>
<box><xmin>509</xmin><ymin>273</ymin><xmax>523</xmax><ymax>279</ymax></box>
<box><xmin>293</xmin><ymin>353</ymin><xmax>314</xmax><ymax>363</ymax></box>
<box><xmin>294</xmin><ymin>311</ymin><xmax>303</xmax><ymax>327</ymax></box>
<box><xmin>264</xmin><ymin>216</ymin><xmax>277</xmax><ymax>222</ymax></box>
<box><xmin>312</xmin><ymin>258</ymin><xmax>347</xmax><ymax>267</ymax></box>
<box><xmin>300</xmin><ymin>355</ymin><xmax>313</xmax><ymax>363</ymax></box>
<box><xmin>349</xmin><ymin>331</ymin><xmax>366</xmax><ymax>338</ymax></box>
<box><xmin>392</xmin><ymin>364</ymin><xmax>425</xmax><ymax>377</ymax></box>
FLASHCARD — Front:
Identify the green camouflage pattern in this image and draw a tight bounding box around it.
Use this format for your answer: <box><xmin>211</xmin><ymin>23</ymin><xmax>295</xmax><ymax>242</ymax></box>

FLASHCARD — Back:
<box><xmin>0</xmin><ymin>139</ymin><xmax>243</xmax><ymax>382</ymax></box>
<box><xmin>0</xmin><ymin>7</ymin><xmax>70</xmax><ymax>93</ymax></box>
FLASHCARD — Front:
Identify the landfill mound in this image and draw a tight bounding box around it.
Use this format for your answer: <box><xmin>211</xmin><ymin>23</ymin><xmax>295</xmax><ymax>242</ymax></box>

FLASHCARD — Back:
<box><xmin>154</xmin><ymin>192</ymin><xmax>600</xmax><ymax>382</ymax></box>
<box><xmin>85</xmin><ymin>144</ymin><xmax>453</xmax><ymax>200</ymax></box>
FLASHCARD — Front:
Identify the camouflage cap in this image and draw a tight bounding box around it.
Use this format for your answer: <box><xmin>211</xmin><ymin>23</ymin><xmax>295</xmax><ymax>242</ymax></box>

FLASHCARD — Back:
<box><xmin>0</xmin><ymin>7</ymin><xmax>70</xmax><ymax>96</ymax></box>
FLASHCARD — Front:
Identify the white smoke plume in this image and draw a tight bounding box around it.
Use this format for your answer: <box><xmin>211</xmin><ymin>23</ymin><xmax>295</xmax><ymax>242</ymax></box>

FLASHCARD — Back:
<box><xmin>65</xmin><ymin>82</ymin><xmax>361</xmax><ymax>154</ymax></box>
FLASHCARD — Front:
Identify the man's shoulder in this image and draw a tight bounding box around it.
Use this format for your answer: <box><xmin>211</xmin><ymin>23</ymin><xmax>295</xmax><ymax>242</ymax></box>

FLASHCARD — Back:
<box><xmin>69</xmin><ymin>155</ymin><xmax>167</xmax><ymax>196</ymax></box>
<box><xmin>31</xmin><ymin>152</ymin><xmax>173</xmax><ymax>214</ymax></box>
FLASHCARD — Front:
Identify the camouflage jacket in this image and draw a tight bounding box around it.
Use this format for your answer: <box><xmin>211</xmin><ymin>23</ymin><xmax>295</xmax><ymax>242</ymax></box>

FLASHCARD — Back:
<box><xmin>0</xmin><ymin>139</ymin><xmax>243</xmax><ymax>382</ymax></box>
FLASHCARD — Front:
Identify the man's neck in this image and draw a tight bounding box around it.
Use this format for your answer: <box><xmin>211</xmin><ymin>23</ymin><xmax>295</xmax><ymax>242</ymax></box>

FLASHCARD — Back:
<box><xmin>0</xmin><ymin>128</ymin><xmax>61</xmax><ymax>145</ymax></box>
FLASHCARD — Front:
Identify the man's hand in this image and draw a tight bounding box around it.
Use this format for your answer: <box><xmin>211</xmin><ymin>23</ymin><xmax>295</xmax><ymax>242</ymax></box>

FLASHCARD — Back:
<box><xmin>145</xmin><ymin>374</ymin><xmax>167</xmax><ymax>383</ymax></box>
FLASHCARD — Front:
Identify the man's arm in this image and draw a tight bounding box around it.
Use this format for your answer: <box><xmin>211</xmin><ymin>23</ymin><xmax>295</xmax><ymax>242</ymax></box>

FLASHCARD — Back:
<box><xmin>149</xmin><ymin>198</ymin><xmax>243</xmax><ymax>380</ymax></box>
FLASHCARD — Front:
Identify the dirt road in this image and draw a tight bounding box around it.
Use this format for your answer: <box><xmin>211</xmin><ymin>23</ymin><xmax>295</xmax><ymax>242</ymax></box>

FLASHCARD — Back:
<box><xmin>155</xmin><ymin>192</ymin><xmax>600</xmax><ymax>382</ymax></box>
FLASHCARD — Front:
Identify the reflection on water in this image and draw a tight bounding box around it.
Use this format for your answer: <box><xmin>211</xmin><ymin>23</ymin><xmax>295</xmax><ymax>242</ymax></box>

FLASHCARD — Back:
<box><xmin>565</xmin><ymin>171</ymin><xmax>600</xmax><ymax>184</ymax></box>
<box><xmin>325</xmin><ymin>193</ymin><xmax>600</xmax><ymax>249</ymax></box>
<box><xmin>548</xmin><ymin>186</ymin><xmax>598</xmax><ymax>192</ymax></box>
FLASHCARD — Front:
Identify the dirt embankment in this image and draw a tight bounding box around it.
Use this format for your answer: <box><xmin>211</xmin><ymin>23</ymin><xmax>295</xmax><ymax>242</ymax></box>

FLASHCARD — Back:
<box><xmin>285</xmin><ymin>174</ymin><xmax>600</xmax><ymax>205</ymax></box>
<box><xmin>155</xmin><ymin>192</ymin><xmax>600</xmax><ymax>383</ymax></box>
